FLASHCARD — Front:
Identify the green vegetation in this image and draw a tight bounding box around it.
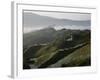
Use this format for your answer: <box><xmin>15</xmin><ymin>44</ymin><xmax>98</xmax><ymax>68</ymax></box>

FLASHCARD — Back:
<box><xmin>23</xmin><ymin>28</ymin><xmax>91</xmax><ymax>69</ymax></box>
<box><xmin>49</xmin><ymin>43</ymin><xmax>90</xmax><ymax>67</ymax></box>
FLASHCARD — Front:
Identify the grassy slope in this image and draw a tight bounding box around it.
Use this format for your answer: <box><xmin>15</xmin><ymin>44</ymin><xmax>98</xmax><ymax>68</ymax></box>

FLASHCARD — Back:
<box><xmin>49</xmin><ymin>43</ymin><xmax>90</xmax><ymax>67</ymax></box>
<box><xmin>23</xmin><ymin>29</ymin><xmax>91</xmax><ymax>69</ymax></box>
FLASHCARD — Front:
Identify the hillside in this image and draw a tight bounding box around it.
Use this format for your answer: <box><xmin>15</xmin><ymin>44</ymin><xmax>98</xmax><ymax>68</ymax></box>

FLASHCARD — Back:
<box><xmin>49</xmin><ymin>43</ymin><xmax>90</xmax><ymax>68</ymax></box>
<box><xmin>23</xmin><ymin>27</ymin><xmax>56</xmax><ymax>50</ymax></box>
<box><xmin>23</xmin><ymin>28</ymin><xmax>91</xmax><ymax>69</ymax></box>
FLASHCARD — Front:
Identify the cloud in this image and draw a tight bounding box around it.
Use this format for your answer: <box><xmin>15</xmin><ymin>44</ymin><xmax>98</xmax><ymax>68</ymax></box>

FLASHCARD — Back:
<box><xmin>24</xmin><ymin>10</ymin><xmax>91</xmax><ymax>21</ymax></box>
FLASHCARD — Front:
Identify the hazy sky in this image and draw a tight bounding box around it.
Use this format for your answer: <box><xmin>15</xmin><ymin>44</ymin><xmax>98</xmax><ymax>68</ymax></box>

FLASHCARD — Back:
<box><xmin>24</xmin><ymin>10</ymin><xmax>91</xmax><ymax>21</ymax></box>
<box><xmin>23</xmin><ymin>10</ymin><xmax>91</xmax><ymax>33</ymax></box>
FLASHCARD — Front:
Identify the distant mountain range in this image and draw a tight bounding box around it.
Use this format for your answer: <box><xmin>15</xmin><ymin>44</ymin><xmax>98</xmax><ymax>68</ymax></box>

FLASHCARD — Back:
<box><xmin>23</xmin><ymin>12</ymin><xmax>91</xmax><ymax>30</ymax></box>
